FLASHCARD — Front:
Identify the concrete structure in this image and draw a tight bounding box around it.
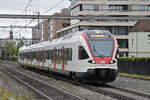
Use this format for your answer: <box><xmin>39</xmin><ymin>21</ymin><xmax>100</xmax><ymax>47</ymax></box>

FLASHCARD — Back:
<box><xmin>32</xmin><ymin>12</ymin><xmax>70</xmax><ymax>43</ymax></box>
<box><xmin>129</xmin><ymin>20</ymin><xmax>150</xmax><ymax>57</ymax></box>
<box><xmin>61</xmin><ymin>8</ymin><xmax>71</xmax><ymax>14</ymax></box>
<box><xmin>57</xmin><ymin>0</ymin><xmax>150</xmax><ymax>57</ymax></box>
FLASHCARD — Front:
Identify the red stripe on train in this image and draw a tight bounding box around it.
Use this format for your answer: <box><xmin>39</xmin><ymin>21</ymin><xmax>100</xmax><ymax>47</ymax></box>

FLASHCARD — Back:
<box><xmin>82</xmin><ymin>33</ymin><xmax>116</xmax><ymax>64</ymax></box>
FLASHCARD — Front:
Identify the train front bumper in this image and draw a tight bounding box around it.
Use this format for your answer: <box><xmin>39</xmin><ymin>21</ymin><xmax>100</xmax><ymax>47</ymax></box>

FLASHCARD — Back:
<box><xmin>76</xmin><ymin>68</ymin><xmax>118</xmax><ymax>83</ymax></box>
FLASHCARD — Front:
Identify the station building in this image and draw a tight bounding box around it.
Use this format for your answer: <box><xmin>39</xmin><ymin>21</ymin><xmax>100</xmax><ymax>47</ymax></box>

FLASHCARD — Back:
<box><xmin>56</xmin><ymin>0</ymin><xmax>150</xmax><ymax>57</ymax></box>
<box><xmin>129</xmin><ymin>20</ymin><xmax>150</xmax><ymax>57</ymax></box>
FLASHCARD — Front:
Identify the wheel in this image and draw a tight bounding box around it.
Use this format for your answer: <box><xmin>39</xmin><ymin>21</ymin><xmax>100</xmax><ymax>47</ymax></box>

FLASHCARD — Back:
<box><xmin>18</xmin><ymin>63</ymin><xmax>24</xmax><ymax>69</ymax></box>
<box><xmin>71</xmin><ymin>72</ymin><xmax>82</xmax><ymax>82</ymax></box>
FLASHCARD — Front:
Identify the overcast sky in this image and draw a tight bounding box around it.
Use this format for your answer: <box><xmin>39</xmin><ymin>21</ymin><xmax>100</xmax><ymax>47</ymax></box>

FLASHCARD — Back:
<box><xmin>0</xmin><ymin>0</ymin><xmax>70</xmax><ymax>38</ymax></box>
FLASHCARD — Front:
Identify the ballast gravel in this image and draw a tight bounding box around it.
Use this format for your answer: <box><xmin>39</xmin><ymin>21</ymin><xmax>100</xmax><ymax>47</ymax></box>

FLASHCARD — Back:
<box><xmin>109</xmin><ymin>76</ymin><xmax>150</xmax><ymax>94</ymax></box>
<box><xmin>1</xmin><ymin>62</ymin><xmax>150</xmax><ymax>100</ymax></box>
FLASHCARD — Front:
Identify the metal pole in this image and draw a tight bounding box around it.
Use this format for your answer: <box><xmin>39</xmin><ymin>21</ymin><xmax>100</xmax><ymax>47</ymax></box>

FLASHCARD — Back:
<box><xmin>36</xmin><ymin>12</ymin><xmax>40</xmax><ymax>43</ymax></box>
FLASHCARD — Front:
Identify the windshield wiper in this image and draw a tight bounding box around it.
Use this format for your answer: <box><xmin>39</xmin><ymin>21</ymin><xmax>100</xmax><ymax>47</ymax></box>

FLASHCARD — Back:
<box><xmin>93</xmin><ymin>44</ymin><xmax>104</xmax><ymax>59</ymax></box>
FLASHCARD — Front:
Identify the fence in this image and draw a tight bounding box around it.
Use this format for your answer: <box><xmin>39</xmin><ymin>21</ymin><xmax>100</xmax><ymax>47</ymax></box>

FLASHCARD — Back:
<box><xmin>118</xmin><ymin>58</ymin><xmax>150</xmax><ymax>75</ymax></box>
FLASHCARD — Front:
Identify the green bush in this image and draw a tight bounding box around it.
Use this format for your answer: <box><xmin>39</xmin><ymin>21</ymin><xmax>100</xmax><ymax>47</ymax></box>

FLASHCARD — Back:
<box><xmin>9</xmin><ymin>56</ymin><xmax>18</xmax><ymax>59</ymax></box>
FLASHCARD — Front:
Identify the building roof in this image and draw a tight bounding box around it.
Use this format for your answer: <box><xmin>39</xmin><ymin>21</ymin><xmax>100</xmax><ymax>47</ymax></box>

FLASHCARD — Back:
<box><xmin>130</xmin><ymin>20</ymin><xmax>150</xmax><ymax>32</ymax></box>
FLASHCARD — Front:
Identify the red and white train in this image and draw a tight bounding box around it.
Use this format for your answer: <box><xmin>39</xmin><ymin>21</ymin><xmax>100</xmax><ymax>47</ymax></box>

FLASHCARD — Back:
<box><xmin>18</xmin><ymin>30</ymin><xmax>118</xmax><ymax>83</ymax></box>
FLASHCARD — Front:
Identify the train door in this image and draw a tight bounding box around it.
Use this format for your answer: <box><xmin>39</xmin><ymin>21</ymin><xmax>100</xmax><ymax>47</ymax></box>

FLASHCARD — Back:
<box><xmin>78</xmin><ymin>45</ymin><xmax>90</xmax><ymax>67</ymax></box>
<box><xmin>42</xmin><ymin>50</ymin><xmax>45</xmax><ymax>67</ymax></box>
<box><xmin>31</xmin><ymin>52</ymin><xmax>32</xmax><ymax>65</ymax></box>
<box><xmin>23</xmin><ymin>53</ymin><xmax>24</xmax><ymax>64</ymax></box>
<box><xmin>53</xmin><ymin>47</ymin><xmax>56</xmax><ymax>69</ymax></box>
<box><xmin>62</xmin><ymin>46</ymin><xmax>65</xmax><ymax>70</ymax></box>
<box><xmin>38</xmin><ymin>51</ymin><xmax>40</xmax><ymax>67</ymax></box>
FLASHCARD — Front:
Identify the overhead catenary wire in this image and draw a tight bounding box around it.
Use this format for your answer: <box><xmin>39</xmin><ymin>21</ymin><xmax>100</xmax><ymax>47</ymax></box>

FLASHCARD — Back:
<box><xmin>44</xmin><ymin>0</ymin><xmax>65</xmax><ymax>14</ymax></box>
<box><xmin>23</xmin><ymin>0</ymin><xmax>33</xmax><ymax>13</ymax></box>
<box><xmin>7</xmin><ymin>0</ymin><xmax>147</xmax><ymax>38</ymax></box>
<box><xmin>15</xmin><ymin>0</ymin><xmax>66</xmax><ymax>35</ymax></box>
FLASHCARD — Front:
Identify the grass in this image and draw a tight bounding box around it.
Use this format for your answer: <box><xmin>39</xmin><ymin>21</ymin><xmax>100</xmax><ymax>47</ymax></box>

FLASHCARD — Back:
<box><xmin>119</xmin><ymin>73</ymin><xmax>150</xmax><ymax>80</ymax></box>
<box><xmin>0</xmin><ymin>86</ymin><xmax>28</xmax><ymax>100</ymax></box>
<box><xmin>41</xmin><ymin>75</ymin><xmax>54</xmax><ymax>80</ymax></box>
<box><xmin>58</xmin><ymin>81</ymin><xmax>76</xmax><ymax>90</ymax></box>
<box><xmin>0</xmin><ymin>60</ymin><xmax>18</xmax><ymax>65</ymax></box>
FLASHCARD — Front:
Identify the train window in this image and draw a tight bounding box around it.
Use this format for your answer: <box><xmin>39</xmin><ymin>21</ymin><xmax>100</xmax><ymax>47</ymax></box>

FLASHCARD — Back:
<box><xmin>34</xmin><ymin>52</ymin><xmax>36</xmax><ymax>59</ymax></box>
<box><xmin>56</xmin><ymin>49</ymin><xmax>61</xmax><ymax>64</ymax></box>
<box><xmin>52</xmin><ymin>49</ymin><xmax>55</xmax><ymax>63</ymax></box>
<box><xmin>56</xmin><ymin>49</ymin><xmax>58</xmax><ymax>64</ymax></box>
<box><xmin>39</xmin><ymin>51</ymin><xmax>42</xmax><ymax>61</ymax></box>
<box><xmin>32</xmin><ymin>52</ymin><xmax>34</xmax><ymax>59</ymax></box>
<box><xmin>43</xmin><ymin>51</ymin><xmax>46</xmax><ymax>62</ymax></box>
<box><xmin>36</xmin><ymin>52</ymin><xmax>39</xmax><ymax>60</ymax></box>
<box><xmin>46</xmin><ymin>50</ymin><xmax>49</xmax><ymax>59</ymax></box>
<box><xmin>30</xmin><ymin>52</ymin><xmax>32</xmax><ymax>60</ymax></box>
<box><xmin>68</xmin><ymin>48</ymin><xmax>72</xmax><ymax>61</ymax></box>
<box><xmin>49</xmin><ymin>50</ymin><xmax>52</xmax><ymax>60</ymax></box>
<box><xmin>64</xmin><ymin>48</ymin><xmax>72</xmax><ymax>61</ymax></box>
<box><xmin>64</xmin><ymin>48</ymin><xmax>68</xmax><ymax>61</ymax></box>
<box><xmin>78</xmin><ymin>46</ymin><xmax>89</xmax><ymax>60</ymax></box>
<box><xmin>58</xmin><ymin>49</ymin><xmax>62</xmax><ymax>64</ymax></box>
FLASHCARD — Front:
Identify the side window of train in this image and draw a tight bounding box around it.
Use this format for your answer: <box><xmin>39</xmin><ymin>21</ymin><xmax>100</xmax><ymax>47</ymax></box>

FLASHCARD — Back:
<box><xmin>68</xmin><ymin>48</ymin><xmax>72</xmax><ymax>61</ymax></box>
<box><xmin>46</xmin><ymin>50</ymin><xmax>49</xmax><ymax>59</ymax></box>
<box><xmin>64</xmin><ymin>48</ymin><xmax>72</xmax><ymax>61</ymax></box>
<box><xmin>78</xmin><ymin>46</ymin><xmax>89</xmax><ymax>60</ymax></box>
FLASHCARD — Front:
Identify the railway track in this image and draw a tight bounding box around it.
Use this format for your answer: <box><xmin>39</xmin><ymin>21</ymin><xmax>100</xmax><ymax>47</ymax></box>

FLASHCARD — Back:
<box><xmin>0</xmin><ymin>64</ymin><xmax>83</xmax><ymax>100</ymax></box>
<box><xmin>1</xmin><ymin>63</ymin><xmax>150</xmax><ymax>100</ymax></box>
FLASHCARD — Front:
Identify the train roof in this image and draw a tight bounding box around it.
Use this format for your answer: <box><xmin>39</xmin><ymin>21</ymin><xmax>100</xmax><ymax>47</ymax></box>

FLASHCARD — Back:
<box><xmin>19</xmin><ymin>30</ymin><xmax>111</xmax><ymax>52</ymax></box>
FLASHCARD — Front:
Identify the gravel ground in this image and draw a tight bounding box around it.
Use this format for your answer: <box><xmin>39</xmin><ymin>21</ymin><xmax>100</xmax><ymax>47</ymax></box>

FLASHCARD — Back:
<box><xmin>109</xmin><ymin>76</ymin><xmax>150</xmax><ymax>94</ymax></box>
<box><xmin>2</xmin><ymin>62</ymin><xmax>150</xmax><ymax>100</ymax></box>
<box><xmin>0</xmin><ymin>62</ymin><xmax>117</xmax><ymax>100</ymax></box>
<box><xmin>16</xmin><ymin>68</ymin><xmax>117</xmax><ymax>100</ymax></box>
<box><xmin>0</xmin><ymin>66</ymin><xmax>51</xmax><ymax>100</ymax></box>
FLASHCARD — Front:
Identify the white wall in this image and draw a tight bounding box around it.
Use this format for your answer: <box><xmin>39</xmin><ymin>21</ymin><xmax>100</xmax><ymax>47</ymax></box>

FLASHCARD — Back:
<box><xmin>129</xmin><ymin>32</ymin><xmax>150</xmax><ymax>57</ymax></box>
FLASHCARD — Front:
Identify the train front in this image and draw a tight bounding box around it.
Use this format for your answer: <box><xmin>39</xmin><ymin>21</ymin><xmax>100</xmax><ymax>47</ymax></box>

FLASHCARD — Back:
<box><xmin>80</xmin><ymin>30</ymin><xmax>118</xmax><ymax>83</ymax></box>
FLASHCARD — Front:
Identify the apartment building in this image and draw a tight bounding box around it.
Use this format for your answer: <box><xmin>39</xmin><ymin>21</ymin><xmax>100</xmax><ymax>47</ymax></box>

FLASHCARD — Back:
<box><xmin>32</xmin><ymin>11</ymin><xmax>70</xmax><ymax>43</ymax></box>
<box><xmin>57</xmin><ymin>0</ymin><xmax>150</xmax><ymax>57</ymax></box>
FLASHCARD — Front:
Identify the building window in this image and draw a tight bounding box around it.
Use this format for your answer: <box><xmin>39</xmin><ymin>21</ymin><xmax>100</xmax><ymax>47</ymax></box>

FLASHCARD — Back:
<box><xmin>117</xmin><ymin>39</ymin><xmax>128</xmax><ymax>48</ymax></box>
<box><xmin>50</xmin><ymin>25</ymin><xmax>53</xmax><ymax>31</ymax></box>
<box><xmin>63</xmin><ymin>23</ymin><xmax>70</xmax><ymax>27</ymax></box>
<box><xmin>79</xmin><ymin>26</ymin><xmax>129</xmax><ymax>35</ymax></box>
<box><xmin>71</xmin><ymin>5</ymin><xmax>81</xmax><ymax>15</ymax></box>
<box><xmin>109</xmin><ymin>5</ymin><xmax>128</xmax><ymax>11</ymax></box>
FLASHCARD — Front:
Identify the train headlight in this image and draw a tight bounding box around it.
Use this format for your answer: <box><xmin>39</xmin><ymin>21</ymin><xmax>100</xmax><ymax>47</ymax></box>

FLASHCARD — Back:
<box><xmin>92</xmin><ymin>60</ymin><xmax>96</xmax><ymax>64</ymax></box>
<box><xmin>88</xmin><ymin>60</ymin><xmax>96</xmax><ymax>64</ymax></box>
<box><xmin>110</xmin><ymin>60</ymin><xmax>116</xmax><ymax>64</ymax></box>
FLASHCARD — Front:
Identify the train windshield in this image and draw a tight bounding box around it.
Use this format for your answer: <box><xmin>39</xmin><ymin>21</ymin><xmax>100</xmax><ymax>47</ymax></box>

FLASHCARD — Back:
<box><xmin>88</xmin><ymin>40</ymin><xmax>114</xmax><ymax>57</ymax></box>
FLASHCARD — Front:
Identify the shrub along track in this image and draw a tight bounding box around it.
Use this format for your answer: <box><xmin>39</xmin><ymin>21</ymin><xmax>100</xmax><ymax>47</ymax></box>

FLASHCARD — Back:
<box><xmin>1</xmin><ymin>62</ymin><xmax>150</xmax><ymax>100</ymax></box>
<box><xmin>0</xmin><ymin>64</ymin><xmax>83</xmax><ymax>100</ymax></box>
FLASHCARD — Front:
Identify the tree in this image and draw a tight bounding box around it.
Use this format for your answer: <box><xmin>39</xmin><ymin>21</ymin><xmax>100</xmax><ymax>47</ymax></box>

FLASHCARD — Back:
<box><xmin>5</xmin><ymin>42</ymin><xmax>18</xmax><ymax>57</ymax></box>
<box><xmin>17</xmin><ymin>41</ymin><xmax>24</xmax><ymax>49</ymax></box>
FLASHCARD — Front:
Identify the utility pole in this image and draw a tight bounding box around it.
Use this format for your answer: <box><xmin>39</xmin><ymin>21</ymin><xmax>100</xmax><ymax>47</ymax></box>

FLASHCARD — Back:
<box><xmin>10</xmin><ymin>25</ymin><xmax>13</xmax><ymax>39</ymax></box>
<box><xmin>37</xmin><ymin>12</ymin><xmax>40</xmax><ymax>43</ymax></box>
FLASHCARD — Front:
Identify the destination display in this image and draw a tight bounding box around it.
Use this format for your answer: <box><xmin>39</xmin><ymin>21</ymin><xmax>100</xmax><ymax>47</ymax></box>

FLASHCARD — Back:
<box><xmin>88</xmin><ymin>34</ymin><xmax>111</xmax><ymax>39</ymax></box>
